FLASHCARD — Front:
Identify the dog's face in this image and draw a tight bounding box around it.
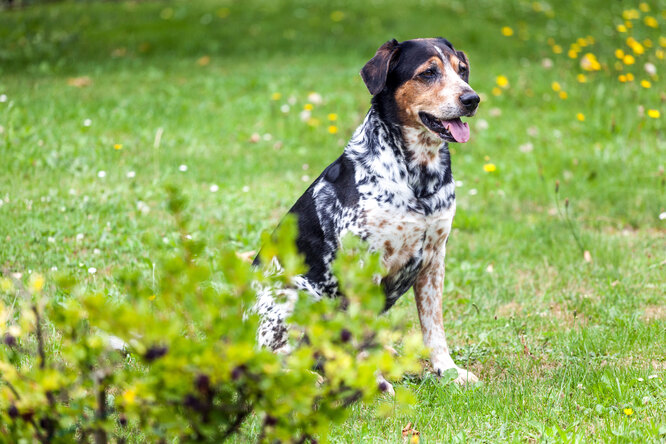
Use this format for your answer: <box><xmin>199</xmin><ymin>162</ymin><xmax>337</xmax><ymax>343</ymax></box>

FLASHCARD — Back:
<box><xmin>361</xmin><ymin>38</ymin><xmax>479</xmax><ymax>144</ymax></box>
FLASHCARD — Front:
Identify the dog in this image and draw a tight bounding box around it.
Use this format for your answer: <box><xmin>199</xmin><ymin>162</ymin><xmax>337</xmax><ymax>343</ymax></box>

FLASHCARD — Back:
<box><xmin>254</xmin><ymin>38</ymin><xmax>480</xmax><ymax>385</ymax></box>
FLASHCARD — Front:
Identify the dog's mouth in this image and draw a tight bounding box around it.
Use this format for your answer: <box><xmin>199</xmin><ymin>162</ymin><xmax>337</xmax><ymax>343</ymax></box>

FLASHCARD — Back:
<box><xmin>419</xmin><ymin>112</ymin><xmax>470</xmax><ymax>143</ymax></box>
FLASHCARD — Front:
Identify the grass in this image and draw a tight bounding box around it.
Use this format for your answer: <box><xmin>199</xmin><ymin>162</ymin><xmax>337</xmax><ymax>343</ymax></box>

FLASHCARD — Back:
<box><xmin>1</xmin><ymin>0</ymin><xmax>665</xmax><ymax>442</ymax></box>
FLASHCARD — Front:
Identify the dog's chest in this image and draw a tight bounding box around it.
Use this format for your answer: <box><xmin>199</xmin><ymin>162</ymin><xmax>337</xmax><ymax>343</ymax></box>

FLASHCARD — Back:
<box><xmin>362</xmin><ymin>200</ymin><xmax>455</xmax><ymax>276</ymax></box>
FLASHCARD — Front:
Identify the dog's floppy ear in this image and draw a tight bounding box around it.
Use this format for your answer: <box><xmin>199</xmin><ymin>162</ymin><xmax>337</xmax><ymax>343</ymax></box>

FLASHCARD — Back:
<box><xmin>360</xmin><ymin>39</ymin><xmax>400</xmax><ymax>96</ymax></box>
<box><xmin>456</xmin><ymin>50</ymin><xmax>470</xmax><ymax>82</ymax></box>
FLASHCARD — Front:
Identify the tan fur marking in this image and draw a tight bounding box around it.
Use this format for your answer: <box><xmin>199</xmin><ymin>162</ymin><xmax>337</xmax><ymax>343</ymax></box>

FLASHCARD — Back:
<box><xmin>384</xmin><ymin>240</ymin><xmax>395</xmax><ymax>256</ymax></box>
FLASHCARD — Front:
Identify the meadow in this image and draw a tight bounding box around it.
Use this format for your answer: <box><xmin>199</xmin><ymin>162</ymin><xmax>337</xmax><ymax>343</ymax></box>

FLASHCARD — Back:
<box><xmin>0</xmin><ymin>0</ymin><xmax>665</xmax><ymax>442</ymax></box>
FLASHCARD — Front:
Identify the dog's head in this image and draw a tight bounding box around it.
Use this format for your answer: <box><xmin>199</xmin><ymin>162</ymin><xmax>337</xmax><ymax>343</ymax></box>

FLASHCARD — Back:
<box><xmin>361</xmin><ymin>38</ymin><xmax>479</xmax><ymax>144</ymax></box>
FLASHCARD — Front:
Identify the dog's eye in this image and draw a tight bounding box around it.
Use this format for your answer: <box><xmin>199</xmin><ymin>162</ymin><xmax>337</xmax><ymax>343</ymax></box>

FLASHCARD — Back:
<box><xmin>459</xmin><ymin>64</ymin><xmax>468</xmax><ymax>75</ymax></box>
<box><xmin>419</xmin><ymin>68</ymin><xmax>437</xmax><ymax>79</ymax></box>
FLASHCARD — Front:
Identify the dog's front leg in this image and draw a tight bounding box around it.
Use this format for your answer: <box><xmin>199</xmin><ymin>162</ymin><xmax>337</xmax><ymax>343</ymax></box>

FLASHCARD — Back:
<box><xmin>414</xmin><ymin>259</ymin><xmax>478</xmax><ymax>385</ymax></box>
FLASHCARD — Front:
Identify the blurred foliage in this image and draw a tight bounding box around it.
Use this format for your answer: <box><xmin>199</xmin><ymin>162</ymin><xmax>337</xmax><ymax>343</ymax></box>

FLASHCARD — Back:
<box><xmin>0</xmin><ymin>188</ymin><xmax>422</xmax><ymax>443</ymax></box>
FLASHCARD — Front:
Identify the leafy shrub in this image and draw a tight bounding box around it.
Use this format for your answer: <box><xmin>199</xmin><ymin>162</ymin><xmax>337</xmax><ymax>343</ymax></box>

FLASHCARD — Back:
<box><xmin>0</xmin><ymin>189</ymin><xmax>421</xmax><ymax>443</ymax></box>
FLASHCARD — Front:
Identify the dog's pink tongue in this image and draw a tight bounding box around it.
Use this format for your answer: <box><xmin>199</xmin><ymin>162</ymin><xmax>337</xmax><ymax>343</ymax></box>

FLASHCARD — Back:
<box><xmin>443</xmin><ymin>118</ymin><xmax>470</xmax><ymax>143</ymax></box>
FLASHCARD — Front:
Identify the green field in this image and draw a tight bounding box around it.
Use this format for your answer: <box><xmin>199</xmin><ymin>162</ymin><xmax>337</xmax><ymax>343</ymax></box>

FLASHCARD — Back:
<box><xmin>1</xmin><ymin>0</ymin><xmax>665</xmax><ymax>442</ymax></box>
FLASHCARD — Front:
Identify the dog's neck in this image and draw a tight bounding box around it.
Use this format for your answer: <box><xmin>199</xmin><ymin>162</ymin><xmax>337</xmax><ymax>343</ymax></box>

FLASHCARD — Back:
<box><xmin>346</xmin><ymin>107</ymin><xmax>453</xmax><ymax>199</ymax></box>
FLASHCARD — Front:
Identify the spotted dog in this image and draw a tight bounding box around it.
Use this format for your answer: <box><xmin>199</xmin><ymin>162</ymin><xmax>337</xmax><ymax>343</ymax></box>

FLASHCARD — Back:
<box><xmin>255</xmin><ymin>38</ymin><xmax>481</xmax><ymax>385</ymax></box>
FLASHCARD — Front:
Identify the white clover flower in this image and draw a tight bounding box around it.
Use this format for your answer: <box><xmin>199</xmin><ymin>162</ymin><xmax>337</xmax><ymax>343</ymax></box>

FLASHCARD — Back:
<box><xmin>83</xmin><ymin>118</ymin><xmax>92</xmax><ymax>127</ymax></box>
<box><xmin>97</xmin><ymin>170</ymin><xmax>106</xmax><ymax>178</ymax></box>
<box><xmin>179</xmin><ymin>164</ymin><xmax>188</xmax><ymax>172</ymax></box>
<box><xmin>126</xmin><ymin>171</ymin><xmax>136</xmax><ymax>179</ymax></box>
<box><xmin>88</xmin><ymin>267</ymin><xmax>97</xmax><ymax>274</ymax></box>
<box><xmin>209</xmin><ymin>184</ymin><xmax>219</xmax><ymax>193</ymax></box>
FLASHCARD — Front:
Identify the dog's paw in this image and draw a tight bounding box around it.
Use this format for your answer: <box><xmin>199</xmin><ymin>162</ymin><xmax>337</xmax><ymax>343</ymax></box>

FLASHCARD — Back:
<box><xmin>452</xmin><ymin>367</ymin><xmax>479</xmax><ymax>385</ymax></box>
<box><xmin>376</xmin><ymin>373</ymin><xmax>395</xmax><ymax>397</ymax></box>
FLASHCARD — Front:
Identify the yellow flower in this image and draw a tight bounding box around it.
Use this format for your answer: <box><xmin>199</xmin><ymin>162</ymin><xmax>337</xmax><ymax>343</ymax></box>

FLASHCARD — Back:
<box><xmin>483</xmin><ymin>163</ymin><xmax>497</xmax><ymax>173</ymax></box>
<box><xmin>618</xmin><ymin>74</ymin><xmax>627</xmax><ymax>82</ymax></box>
<box><xmin>576</xmin><ymin>38</ymin><xmax>588</xmax><ymax>48</ymax></box>
<box><xmin>577</xmin><ymin>74</ymin><xmax>587</xmax><ymax>83</ymax></box>
<box><xmin>328</xmin><ymin>125</ymin><xmax>338</xmax><ymax>134</ymax></box>
<box><xmin>0</xmin><ymin>278</ymin><xmax>13</xmax><ymax>293</ymax></box>
<box><xmin>491</xmin><ymin>87</ymin><xmax>502</xmax><ymax>96</ymax></box>
<box><xmin>647</xmin><ymin>109</ymin><xmax>660</xmax><ymax>118</ymax></box>
<box><xmin>660</xmin><ymin>36</ymin><xmax>666</xmax><ymax>47</ymax></box>
<box><xmin>643</xmin><ymin>39</ymin><xmax>652</xmax><ymax>48</ymax></box>
<box><xmin>148</xmin><ymin>294</ymin><xmax>156</xmax><ymax>301</ymax></box>
<box><xmin>580</xmin><ymin>53</ymin><xmax>601</xmax><ymax>71</ymax></box>
<box><xmin>617</xmin><ymin>24</ymin><xmax>627</xmax><ymax>33</ymax></box>
<box><xmin>586</xmin><ymin>36</ymin><xmax>595</xmax><ymax>45</ymax></box>
<box><xmin>576</xmin><ymin>113</ymin><xmax>585</xmax><ymax>121</ymax></box>
<box><xmin>496</xmin><ymin>75</ymin><xmax>509</xmax><ymax>88</ymax></box>
<box><xmin>122</xmin><ymin>387</ymin><xmax>137</xmax><ymax>405</ymax></box>
<box><xmin>559</xmin><ymin>91</ymin><xmax>568</xmax><ymax>100</ymax></box>
<box><xmin>114</xmin><ymin>144</ymin><xmax>123</xmax><ymax>150</ymax></box>
<box><xmin>623</xmin><ymin>408</ymin><xmax>634</xmax><ymax>416</ymax></box>
<box><xmin>622</xmin><ymin>9</ymin><xmax>640</xmax><ymax>21</ymax></box>
<box><xmin>639</xmin><ymin>2</ymin><xmax>649</xmax><ymax>12</ymax></box>
<box><xmin>568</xmin><ymin>49</ymin><xmax>578</xmax><ymax>59</ymax></box>
<box><xmin>623</xmin><ymin>54</ymin><xmax>635</xmax><ymax>65</ymax></box>
<box><xmin>626</xmin><ymin>73</ymin><xmax>635</xmax><ymax>81</ymax></box>
<box><xmin>552</xmin><ymin>44</ymin><xmax>563</xmax><ymax>54</ymax></box>
<box><xmin>615</xmin><ymin>48</ymin><xmax>625</xmax><ymax>59</ymax></box>
<box><xmin>551</xmin><ymin>81</ymin><xmax>561</xmax><ymax>92</ymax></box>
<box><xmin>271</xmin><ymin>92</ymin><xmax>281</xmax><ymax>101</ymax></box>
<box><xmin>304</xmin><ymin>103</ymin><xmax>313</xmax><ymax>111</ymax></box>
<box><xmin>327</xmin><ymin>113</ymin><xmax>338</xmax><ymax>121</ymax></box>
<box><xmin>307</xmin><ymin>117</ymin><xmax>320</xmax><ymax>127</ymax></box>
<box><xmin>28</xmin><ymin>273</ymin><xmax>45</xmax><ymax>294</ymax></box>
<box><xmin>631</xmin><ymin>42</ymin><xmax>645</xmax><ymax>55</ymax></box>
<box><xmin>625</xmin><ymin>20</ymin><xmax>633</xmax><ymax>29</ymax></box>
<box><xmin>501</xmin><ymin>26</ymin><xmax>514</xmax><ymax>36</ymax></box>
<box><xmin>640</xmin><ymin>80</ymin><xmax>651</xmax><ymax>88</ymax></box>
<box><xmin>644</xmin><ymin>16</ymin><xmax>658</xmax><ymax>28</ymax></box>
<box><xmin>657</xmin><ymin>49</ymin><xmax>665</xmax><ymax>60</ymax></box>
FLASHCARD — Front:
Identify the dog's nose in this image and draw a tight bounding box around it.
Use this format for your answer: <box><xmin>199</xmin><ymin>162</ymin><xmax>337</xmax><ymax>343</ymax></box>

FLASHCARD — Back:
<box><xmin>459</xmin><ymin>92</ymin><xmax>480</xmax><ymax>111</ymax></box>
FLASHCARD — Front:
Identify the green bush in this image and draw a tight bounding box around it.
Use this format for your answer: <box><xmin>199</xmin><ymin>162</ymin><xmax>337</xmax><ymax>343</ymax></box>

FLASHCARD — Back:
<box><xmin>0</xmin><ymin>189</ymin><xmax>422</xmax><ymax>443</ymax></box>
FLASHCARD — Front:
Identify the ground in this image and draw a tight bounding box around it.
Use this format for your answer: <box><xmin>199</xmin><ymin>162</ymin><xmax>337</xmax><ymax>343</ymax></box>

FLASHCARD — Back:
<box><xmin>0</xmin><ymin>0</ymin><xmax>664</xmax><ymax>442</ymax></box>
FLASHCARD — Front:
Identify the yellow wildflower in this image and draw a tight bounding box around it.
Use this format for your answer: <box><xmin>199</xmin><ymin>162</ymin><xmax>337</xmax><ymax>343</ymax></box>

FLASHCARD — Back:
<box><xmin>559</xmin><ymin>91</ymin><xmax>568</xmax><ymax>100</ymax></box>
<box><xmin>304</xmin><ymin>103</ymin><xmax>313</xmax><ymax>111</ymax></box>
<box><xmin>623</xmin><ymin>54</ymin><xmax>635</xmax><ymax>65</ymax></box>
<box><xmin>28</xmin><ymin>273</ymin><xmax>45</xmax><ymax>294</ymax></box>
<box><xmin>114</xmin><ymin>144</ymin><xmax>123</xmax><ymax>150</ymax></box>
<box><xmin>122</xmin><ymin>387</ymin><xmax>137</xmax><ymax>405</ymax></box>
<box><xmin>327</xmin><ymin>113</ymin><xmax>338</xmax><ymax>121</ymax></box>
<box><xmin>625</xmin><ymin>20</ymin><xmax>633</xmax><ymax>28</ymax></box>
<box><xmin>580</xmin><ymin>53</ymin><xmax>601</xmax><ymax>71</ymax></box>
<box><xmin>149</xmin><ymin>294</ymin><xmax>156</xmax><ymax>301</ymax></box>
<box><xmin>631</xmin><ymin>42</ymin><xmax>645</xmax><ymax>55</ymax></box>
<box><xmin>626</xmin><ymin>73</ymin><xmax>635</xmax><ymax>81</ymax></box>
<box><xmin>618</xmin><ymin>74</ymin><xmax>627</xmax><ymax>82</ymax></box>
<box><xmin>307</xmin><ymin>117</ymin><xmax>320</xmax><ymax>127</ymax></box>
<box><xmin>577</xmin><ymin>74</ymin><xmax>587</xmax><ymax>83</ymax></box>
<box><xmin>660</xmin><ymin>36</ymin><xmax>666</xmax><ymax>47</ymax></box>
<box><xmin>639</xmin><ymin>2</ymin><xmax>649</xmax><ymax>12</ymax></box>
<box><xmin>568</xmin><ymin>49</ymin><xmax>578</xmax><ymax>58</ymax></box>
<box><xmin>271</xmin><ymin>92</ymin><xmax>281</xmax><ymax>101</ymax></box>
<box><xmin>644</xmin><ymin>16</ymin><xmax>658</xmax><ymax>28</ymax></box>
<box><xmin>622</xmin><ymin>9</ymin><xmax>640</xmax><ymax>20</ymax></box>
<box><xmin>491</xmin><ymin>87</ymin><xmax>502</xmax><ymax>96</ymax></box>
<box><xmin>656</xmin><ymin>49</ymin><xmax>665</xmax><ymax>59</ymax></box>
<box><xmin>576</xmin><ymin>113</ymin><xmax>585</xmax><ymax>121</ymax></box>
<box><xmin>483</xmin><ymin>163</ymin><xmax>497</xmax><ymax>172</ymax></box>
<box><xmin>623</xmin><ymin>408</ymin><xmax>634</xmax><ymax>416</ymax></box>
<box><xmin>501</xmin><ymin>26</ymin><xmax>514</xmax><ymax>36</ymax></box>
<box><xmin>643</xmin><ymin>39</ymin><xmax>652</xmax><ymax>48</ymax></box>
<box><xmin>552</xmin><ymin>44</ymin><xmax>563</xmax><ymax>54</ymax></box>
<box><xmin>615</xmin><ymin>49</ymin><xmax>625</xmax><ymax>59</ymax></box>
<box><xmin>617</xmin><ymin>24</ymin><xmax>627</xmax><ymax>33</ymax></box>
<box><xmin>328</xmin><ymin>125</ymin><xmax>338</xmax><ymax>134</ymax></box>
<box><xmin>551</xmin><ymin>81</ymin><xmax>561</xmax><ymax>92</ymax></box>
<box><xmin>0</xmin><ymin>278</ymin><xmax>13</xmax><ymax>293</ymax></box>
<box><xmin>640</xmin><ymin>80</ymin><xmax>651</xmax><ymax>88</ymax></box>
<box><xmin>576</xmin><ymin>38</ymin><xmax>588</xmax><ymax>47</ymax></box>
<box><xmin>647</xmin><ymin>109</ymin><xmax>660</xmax><ymax>118</ymax></box>
<box><xmin>496</xmin><ymin>75</ymin><xmax>509</xmax><ymax>87</ymax></box>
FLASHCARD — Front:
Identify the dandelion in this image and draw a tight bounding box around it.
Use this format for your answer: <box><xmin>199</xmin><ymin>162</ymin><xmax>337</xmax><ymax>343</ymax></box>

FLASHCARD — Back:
<box><xmin>559</xmin><ymin>91</ymin><xmax>568</xmax><ymax>100</ymax></box>
<box><xmin>640</xmin><ymin>80</ymin><xmax>651</xmax><ymax>88</ymax></box>
<box><xmin>328</xmin><ymin>113</ymin><xmax>338</xmax><ymax>121</ymax></box>
<box><xmin>491</xmin><ymin>87</ymin><xmax>502</xmax><ymax>96</ymax></box>
<box><xmin>660</xmin><ymin>36</ymin><xmax>666</xmax><ymax>47</ymax></box>
<box><xmin>483</xmin><ymin>163</ymin><xmax>497</xmax><ymax>172</ymax></box>
<box><xmin>622</xmin><ymin>9</ymin><xmax>640</xmax><ymax>21</ymax></box>
<box><xmin>639</xmin><ymin>2</ymin><xmax>649</xmax><ymax>12</ymax></box>
<box><xmin>615</xmin><ymin>49</ymin><xmax>625</xmax><ymax>59</ymax></box>
<box><xmin>304</xmin><ymin>103</ymin><xmax>314</xmax><ymax>111</ymax></box>
<box><xmin>644</xmin><ymin>39</ymin><xmax>653</xmax><ymax>48</ymax></box>
<box><xmin>122</xmin><ymin>387</ymin><xmax>137</xmax><ymax>405</ymax></box>
<box><xmin>551</xmin><ymin>81</ymin><xmax>561</xmax><ymax>92</ymax></box>
<box><xmin>328</xmin><ymin>125</ymin><xmax>338</xmax><ymax>134</ymax></box>
<box><xmin>644</xmin><ymin>16</ymin><xmax>658</xmax><ymax>28</ymax></box>
<box><xmin>623</xmin><ymin>408</ymin><xmax>634</xmax><ymax>416</ymax></box>
<box><xmin>577</xmin><ymin>73</ymin><xmax>587</xmax><ymax>83</ymax></box>
<box><xmin>576</xmin><ymin>113</ymin><xmax>585</xmax><ymax>121</ymax></box>
<box><xmin>619</xmin><ymin>74</ymin><xmax>627</xmax><ymax>82</ymax></box>
<box><xmin>28</xmin><ymin>273</ymin><xmax>45</xmax><ymax>294</ymax></box>
<box><xmin>552</xmin><ymin>44</ymin><xmax>563</xmax><ymax>54</ymax></box>
<box><xmin>271</xmin><ymin>92</ymin><xmax>281</xmax><ymax>101</ymax></box>
<box><xmin>496</xmin><ymin>75</ymin><xmax>509</xmax><ymax>87</ymax></box>
<box><xmin>657</xmin><ymin>49</ymin><xmax>665</xmax><ymax>60</ymax></box>
<box><xmin>626</xmin><ymin>73</ymin><xmax>635</xmax><ymax>81</ymax></box>
<box><xmin>617</xmin><ymin>24</ymin><xmax>627</xmax><ymax>33</ymax></box>
<box><xmin>149</xmin><ymin>294</ymin><xmax>156</xmax><ymax>301</ymax></box>
<box><xmin>576</xmin><ymin>37</ymin><xmax>588</xmax><ymax>47</ymax></box>
<box><xmin>501</xmin><ymin>26</ymin><xmax>514</xmax><ymax>36</ymax></box>
<box><xmin>114</xmin><ymin>144</ymin><xmax>122</xmax><ymax>150</ymax></box>
<box><xmin>580</xmin><ymin>53</ymin><xmax>601</xmax><ymax>71</ymax></box>
<box><xmin>631</xmin><ymin>42</ymin><xmax>645</xmax><ymax>55</ymax></box>
<box><xmin>647</xmin><ymin>109</ymin><xmax>660</xmax><ymax>118</ymax></box>
<box><xmin>568</xmin><ymin>49</ymin><xmax>578</xmax><ymax>58</ymax></box>
<box><xmin>623</xmin><ymin>54</ymin><xmax>635</xmax><ymax>65</ymax></box>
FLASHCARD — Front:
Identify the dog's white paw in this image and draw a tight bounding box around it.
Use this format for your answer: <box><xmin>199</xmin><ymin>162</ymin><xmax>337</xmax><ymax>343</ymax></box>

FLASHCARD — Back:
<box><xmin>452</xmin><ymin>367</ymin><xmax>479</xmax><ymax>385</ymax></box>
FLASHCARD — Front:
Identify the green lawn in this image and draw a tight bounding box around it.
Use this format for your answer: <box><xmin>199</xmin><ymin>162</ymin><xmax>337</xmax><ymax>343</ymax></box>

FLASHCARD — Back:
<box><xmin>1</xmin><ymin>0</ymin><xmax>665</xmax><ymax>442</ymax></box>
